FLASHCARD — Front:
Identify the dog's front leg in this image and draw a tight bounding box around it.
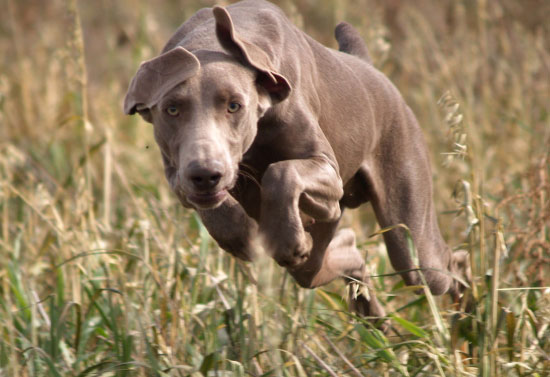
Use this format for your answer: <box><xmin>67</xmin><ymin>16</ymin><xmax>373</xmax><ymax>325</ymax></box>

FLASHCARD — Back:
<box><xmin>163</xmin><ymin>153</ymin><xmax>259</xmax><ymax>261</ymax></box>
<box><xmin>260</xmin><ymin>156</ymin><xmax>343</xmax><ymax>267</ymax></box>
<box><xmin>196</xmin><ymin>195</ymin><xmax>259</xmax><ymax>261</ymax></box>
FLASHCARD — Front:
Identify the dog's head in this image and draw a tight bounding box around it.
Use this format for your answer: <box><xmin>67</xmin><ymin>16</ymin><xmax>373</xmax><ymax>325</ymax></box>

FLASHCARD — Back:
<box><xmin>123</xmin><ymin>6</ymin><xmax>291</xmax><ymax>209</ymax></box>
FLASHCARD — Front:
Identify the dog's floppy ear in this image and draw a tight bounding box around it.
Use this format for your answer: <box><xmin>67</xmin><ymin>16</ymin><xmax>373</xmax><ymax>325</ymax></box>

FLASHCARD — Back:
<box><xmin>213</xmin><ymin>6</ymin><xmax>291</xmax><ymax>103</ymax></box>
<box><xmin>123</xmin><ymin>46</ymin><xmax>200</xmax><ymax>118</ymax></box>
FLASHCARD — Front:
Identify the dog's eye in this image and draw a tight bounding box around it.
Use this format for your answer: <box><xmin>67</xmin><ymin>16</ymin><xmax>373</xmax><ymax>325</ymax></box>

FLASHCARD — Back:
<box><xmin>227</xmin><ymin>102</ymin><xmax>241</xmax><ymax>113</ymax></box>
<box><xmin>166</xmin><ymin>106</ymin><xmax>180</xmax><ymax>117</ymax></box>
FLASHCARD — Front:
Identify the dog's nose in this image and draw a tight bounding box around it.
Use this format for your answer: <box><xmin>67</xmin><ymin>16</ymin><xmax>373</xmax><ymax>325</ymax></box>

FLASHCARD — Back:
<box><xmin>186</xmin><ymin>161</ymin><xmax>223</xmax><ymax>191</ymax></box>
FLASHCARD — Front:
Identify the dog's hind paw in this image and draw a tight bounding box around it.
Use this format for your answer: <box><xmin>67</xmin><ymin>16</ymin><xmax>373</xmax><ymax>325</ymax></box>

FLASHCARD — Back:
<box><xmin>448</xmin><ymin>249</ymin><xmax>472</xmax><ymax>302</ymax></box>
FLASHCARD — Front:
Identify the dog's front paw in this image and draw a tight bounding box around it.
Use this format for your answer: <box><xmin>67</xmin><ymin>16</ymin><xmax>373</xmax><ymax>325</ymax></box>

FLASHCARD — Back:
<box><xmin>263</xmin><ymin>227</ymin><xmax>313</xmax><ymax>268</ymax></box>
<box><xmin>348</xmin><ymin>283</ymin><xmax>389</xmax><ymax>332</ymax></box>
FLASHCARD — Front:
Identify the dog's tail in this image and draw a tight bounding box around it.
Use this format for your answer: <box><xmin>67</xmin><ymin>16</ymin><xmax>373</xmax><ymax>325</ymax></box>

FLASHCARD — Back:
<box><xmin>334</xmin><ymin>22</ymin><xmax>372</xmax><ymax>64</ymax></box>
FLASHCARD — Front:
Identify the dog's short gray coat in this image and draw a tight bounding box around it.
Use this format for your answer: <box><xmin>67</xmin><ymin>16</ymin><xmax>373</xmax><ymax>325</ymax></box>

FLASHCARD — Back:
<box><xmin>124</xmin><ymin>0</ymin><xmax>468</xmax><ymax>318</ymax></box>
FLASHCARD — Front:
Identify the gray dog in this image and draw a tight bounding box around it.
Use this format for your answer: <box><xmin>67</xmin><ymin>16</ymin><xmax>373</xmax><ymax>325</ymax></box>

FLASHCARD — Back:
<box><xmin>124</xmin><ymin>0</ymin><xmax>468</xmax><ymax>319</ymax></box>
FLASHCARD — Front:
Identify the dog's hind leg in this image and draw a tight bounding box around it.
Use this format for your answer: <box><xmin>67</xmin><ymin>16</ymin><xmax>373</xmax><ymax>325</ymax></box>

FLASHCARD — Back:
<box><xmin>358</xmin><ymin>103</ymin><xmax>470</xmax><ymax>297</ymax></box>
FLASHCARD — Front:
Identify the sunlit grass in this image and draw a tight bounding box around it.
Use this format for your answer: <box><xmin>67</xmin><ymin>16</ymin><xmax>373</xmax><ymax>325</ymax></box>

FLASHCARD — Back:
<box><xmin>1</xmin><ymin>0</ymin><xmax>548</xmax><ymax>376</ymax></box>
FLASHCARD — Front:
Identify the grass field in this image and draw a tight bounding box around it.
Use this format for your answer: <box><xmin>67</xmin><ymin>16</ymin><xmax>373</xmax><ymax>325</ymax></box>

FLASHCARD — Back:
<box><xmin>1</xmin><ymin>0</ymin><xmax>549</xmax><ymax>375</ymax></box>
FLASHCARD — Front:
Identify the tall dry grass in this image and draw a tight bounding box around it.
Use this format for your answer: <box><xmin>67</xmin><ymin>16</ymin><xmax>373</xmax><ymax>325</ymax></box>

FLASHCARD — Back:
<box><xmin>0</xmin><ymin>0</ymin><xmax>549</xmax><ymax>376</ymax></box>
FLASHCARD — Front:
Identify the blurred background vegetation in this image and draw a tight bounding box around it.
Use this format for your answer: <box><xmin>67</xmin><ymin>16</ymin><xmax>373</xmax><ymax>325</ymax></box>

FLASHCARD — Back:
<box><xmin>0</xmin><ymin>0</ymin><xmax>549</xmax><ymax>375</ymax></box>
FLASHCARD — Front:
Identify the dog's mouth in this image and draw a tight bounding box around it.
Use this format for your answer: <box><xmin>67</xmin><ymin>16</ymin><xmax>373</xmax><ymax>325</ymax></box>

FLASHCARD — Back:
<box><xmin>187</xmin><ymin>189</ymin><xmax>228</xmax><ymax>209</ymax></box>
<box><xmin>168</xmin><ymin>163</ymin><xmax>238</xmax><ymax>210</ymax></box>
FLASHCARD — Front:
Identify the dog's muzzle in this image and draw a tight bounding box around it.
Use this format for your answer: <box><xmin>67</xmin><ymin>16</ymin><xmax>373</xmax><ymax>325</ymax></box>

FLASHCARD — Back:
<box><xmin>181</xmin><ymin>159</ymin><xmax>230</xmax><ymax>209</ymax></box>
